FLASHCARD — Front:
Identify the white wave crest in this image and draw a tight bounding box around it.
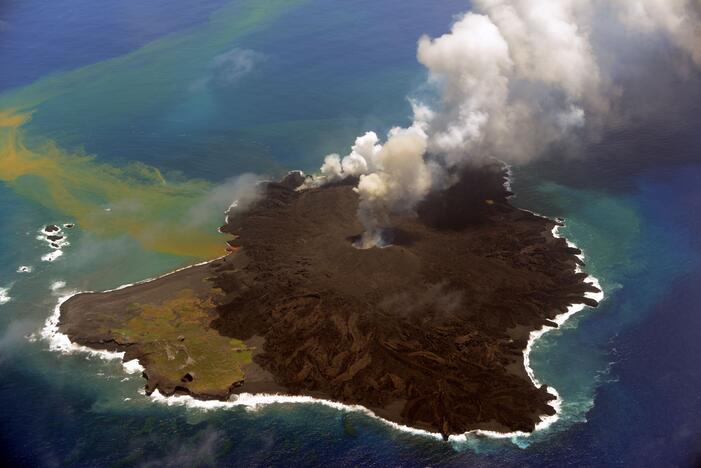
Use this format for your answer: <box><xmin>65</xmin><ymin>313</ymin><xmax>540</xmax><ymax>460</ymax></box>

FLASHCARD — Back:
<box><xmin>0</xmin><ymin>286</ymin><xmax>11</xmax><ymax>305</ymax></box>
<box><xmin>40</xmin><ymin>292</ymin><xmax>124</xmax><ymax>362</ymax></box>
<box><xmin>41</xmin><ymin>250</ymin><xmax>63</xmax><ymax>262</ymax></box>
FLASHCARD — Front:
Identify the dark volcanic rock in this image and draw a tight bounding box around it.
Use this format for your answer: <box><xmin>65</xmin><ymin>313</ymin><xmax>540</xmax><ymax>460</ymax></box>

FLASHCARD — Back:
<box><xmin>280</xmin><ymin>170</ymin><xmax>306</xmax><ymax>189</ymax></box>
<box><xmin>212</xmin><ymin>162</ymin><xmax>599</xmax><ymax>436</ymax></box>
<box><xmin>59</xmin><ymin>162</ymin><xmax>600</xmax><ymax>438</ymax></box>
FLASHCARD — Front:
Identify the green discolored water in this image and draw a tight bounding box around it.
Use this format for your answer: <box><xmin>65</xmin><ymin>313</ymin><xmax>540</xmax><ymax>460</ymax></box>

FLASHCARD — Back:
<box><xmin>1</xmin><ymin>0</ymin><xmax>701</xmax><ymax>466</ymax></box>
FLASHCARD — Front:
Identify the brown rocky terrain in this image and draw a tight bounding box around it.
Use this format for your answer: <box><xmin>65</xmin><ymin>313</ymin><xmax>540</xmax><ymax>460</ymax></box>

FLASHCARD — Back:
<box><xmin>59</xmin><ymin>162</ymin><xmax>599</xmax><ymax>438</ymax></box>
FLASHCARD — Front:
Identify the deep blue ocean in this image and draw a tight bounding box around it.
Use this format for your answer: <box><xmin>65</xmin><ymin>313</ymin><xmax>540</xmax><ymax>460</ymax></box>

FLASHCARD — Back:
<box><xmin>1</xmin><ymin>1</ymin><xmax>700</xmax><ymax>466</ymax></box>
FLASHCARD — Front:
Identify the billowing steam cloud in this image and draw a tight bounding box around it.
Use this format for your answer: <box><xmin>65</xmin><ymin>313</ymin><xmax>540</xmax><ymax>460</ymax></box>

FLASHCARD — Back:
<box><xmin>305</xmin><ymin>0</ymin><xmax>701</xmax><ymax>247</ymax></box>
<box><xmin>354</xmin><ymin>128</ymin><xmax>431</xmax><ymax>247</ymax></box>
<box><xmin>308</xmin><ymin>126</ymin><xmax>432</xmax><ymax>247</ymax></box>
<box><xmin>616</xmin><ymin>0</ymin><xmax>701</xmax><ymax>65</ymax></box>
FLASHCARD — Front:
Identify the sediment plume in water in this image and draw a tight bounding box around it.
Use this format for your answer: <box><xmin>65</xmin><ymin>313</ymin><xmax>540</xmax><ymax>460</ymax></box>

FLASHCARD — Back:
<box><xmin>0</xmin><ymin>110</ymin><xmax>237</xmax><ymax>259</ymax></box>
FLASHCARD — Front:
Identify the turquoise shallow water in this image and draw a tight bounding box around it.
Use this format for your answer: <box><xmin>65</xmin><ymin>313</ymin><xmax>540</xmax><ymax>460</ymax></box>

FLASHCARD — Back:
<box><xmin>1</xmin><ymin>1</ymin><xmax>701</xmax><ymax>465</ymax></box>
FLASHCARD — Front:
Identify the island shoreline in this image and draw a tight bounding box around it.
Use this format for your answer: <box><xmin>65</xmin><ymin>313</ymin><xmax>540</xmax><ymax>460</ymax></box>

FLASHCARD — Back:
<box><xmin>40</xmin><ymin>217</ymin><xmax>603</xmax><ymax>443</ymax></box>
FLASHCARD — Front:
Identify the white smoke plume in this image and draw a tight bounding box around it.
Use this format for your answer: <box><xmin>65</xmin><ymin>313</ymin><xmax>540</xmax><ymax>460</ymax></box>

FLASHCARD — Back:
<box><xmin>187</xmin><ymin>173</ymin><xmax>263</xmax><ymax>227</ymax></box>
<box><xmin>305</xmin><ymin>0</ymin><xmax>701</xmax><ymax>247</ymax></box>
<box><xmin>311</xmin><ymin>131</ymin><xmax>382</xmax><ymax>184</ymax></box>
<box><xmin>616</xmin><ymin>0</ymin><xmax>701</xmax><ymax>65</ymax></box>
<box><xmin>354</xmin><ymin>127</ymin><xmax>431</xmax><ymax>247</ymax></box>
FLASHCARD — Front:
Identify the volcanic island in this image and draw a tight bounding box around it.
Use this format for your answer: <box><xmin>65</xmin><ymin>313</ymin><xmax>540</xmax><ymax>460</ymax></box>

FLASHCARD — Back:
<box><xmin>57</xmin><ymin>163</ymin><xmax>600</xmax><ymax>438</ymax></box>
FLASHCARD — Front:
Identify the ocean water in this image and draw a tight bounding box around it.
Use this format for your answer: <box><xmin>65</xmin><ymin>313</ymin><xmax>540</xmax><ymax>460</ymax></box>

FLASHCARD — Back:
<box><xmin>1</xmin><ymin>0</ymin><xmax>700</xmax><ymax>465</ymax></box>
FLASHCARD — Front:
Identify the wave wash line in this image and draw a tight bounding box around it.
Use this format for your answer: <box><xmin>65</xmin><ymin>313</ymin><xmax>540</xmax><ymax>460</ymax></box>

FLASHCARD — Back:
<box><xmin>39</xmin><ymin>216</ymin><xmax>604</xmax><ymax>445</ymax></box>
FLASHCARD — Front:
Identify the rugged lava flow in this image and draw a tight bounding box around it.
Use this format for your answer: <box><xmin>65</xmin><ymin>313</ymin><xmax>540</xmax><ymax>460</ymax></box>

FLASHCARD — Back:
<box><xmin>58</xmin><ymin>163</ymin><xmax>599</xmax><ymax>437</ymax></box>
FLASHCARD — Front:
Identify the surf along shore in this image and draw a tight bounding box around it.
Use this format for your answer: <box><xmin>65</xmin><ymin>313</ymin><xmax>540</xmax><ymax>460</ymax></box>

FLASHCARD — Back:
<box><xmin>51</xmin><ymin>162</ymin><xmax>602</xmax><ymax>439</ymax></box>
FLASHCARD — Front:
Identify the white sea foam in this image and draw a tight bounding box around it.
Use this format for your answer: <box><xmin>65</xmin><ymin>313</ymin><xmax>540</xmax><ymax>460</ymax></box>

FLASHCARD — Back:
<box><xmin>50</xmin><ymin>281</ymin><xmax>66</xmax><ymax>292</ymax></box>
<box><xmin>148</xmin><ymin>389</ymin><xmax>447</xmax><ymax>440</ymax></box>
<box><xmin>39</xmin><ymin>259</ymin><xmax>224</xmax><ymax>373</ymax></box>
<box><xmin>41</xmin><ymin>250</ymin><xmax>63</xmax><ymax>262</ymax></box>
<box><xmin>40</xmin><ymin>221</ymin><xmax>603</xmax><ymax>443</ymax></box>
<box><xmin>519</xmin><ymin>225</ymin><xmax>605</xmax><ymax>425</ymax></box>
<box><xmin>38</xmin><ymin>224</ymin><xmax>71</xmax><ymax>262</ymax></box>
<box><xmin>17</xmin><ymin>265</ymin><xmax>33</xmax><ymax>273</ymax></box>
<box><xmin>41</xmin><ymin>292</ymin><xmax>124</xmax><ymax>361</ymax></box>
<box><xmin>122</xmin><ymin>359</ymin><xmax>145</xmax><ymax>374</ymax></box>
<box><xmin>0</xmin><ymin>286</ymin><xmax>11</xmax><ymax>305</ymax></box>
<box><xmin>144</xmin><ymin>385</ymin><xmax>563</xmax><ymax>443</ymax></box>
